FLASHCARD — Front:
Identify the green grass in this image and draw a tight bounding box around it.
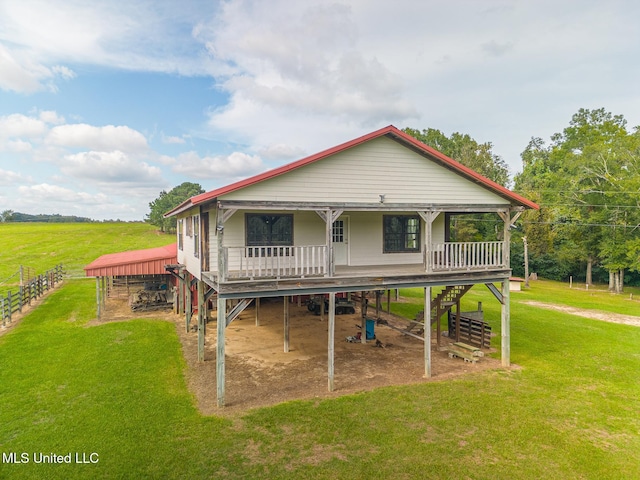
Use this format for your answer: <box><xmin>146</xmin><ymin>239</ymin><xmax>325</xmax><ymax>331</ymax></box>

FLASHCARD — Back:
<box><xmin>1</xmin><ymin>224</ymin><xmax>640</xmax><ymax>478</ymax></box>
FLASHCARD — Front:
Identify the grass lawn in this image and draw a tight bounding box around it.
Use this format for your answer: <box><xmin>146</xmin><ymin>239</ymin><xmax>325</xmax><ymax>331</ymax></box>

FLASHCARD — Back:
<box><xmin>1</xmin><ymin>224</ymin><xmax>640</xmax><ymax>478</ymax></box>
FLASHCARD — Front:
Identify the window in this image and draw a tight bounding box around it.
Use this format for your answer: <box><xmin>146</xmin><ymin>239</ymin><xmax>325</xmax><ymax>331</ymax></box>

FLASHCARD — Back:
<box><xmin>333</xmin><ymin>220</ymin><xmax>344</xmax><ymax>243</ymax></box>
<box><xmin>186</xmin><ymin>216</ymin><xmax>193</xmax><ymax>237</ymax></box>
<box><xmin>383</xmin><ymin>215</ymin><xmax>421</xmax><ymax>253</ymax></box>
<box><xmin>193</xmin><ymin>215</ymin><xmax>200</xmax><ymax>258</ymax></box>
<box><xmin>246</xmin><ymin>214</ymin><xmax>293</xmax><ymax>254</ymax></box>
<box><xmin>178</xmin><ymin>219</ymin><xmax>184</xmax><ymax>250</ymax></box>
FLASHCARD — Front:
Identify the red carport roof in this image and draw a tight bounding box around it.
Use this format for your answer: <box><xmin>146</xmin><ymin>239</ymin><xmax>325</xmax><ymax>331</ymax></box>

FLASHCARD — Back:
<box><xmin>84</xmin><ymin>243</ymin><xmax>177</xmax><ymax>277</ymax></box>
<box><xmin>164</xmin><ymin>125</ymin><xmax>539</xmax><ymax>217</ymax></box>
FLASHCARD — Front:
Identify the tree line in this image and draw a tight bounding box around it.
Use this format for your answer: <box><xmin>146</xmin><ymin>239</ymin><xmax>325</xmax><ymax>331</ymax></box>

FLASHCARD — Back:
<box><xmin>0</xmin><ymin>211</ymin><xmax>94</xmax><ymax>223</ymax></box>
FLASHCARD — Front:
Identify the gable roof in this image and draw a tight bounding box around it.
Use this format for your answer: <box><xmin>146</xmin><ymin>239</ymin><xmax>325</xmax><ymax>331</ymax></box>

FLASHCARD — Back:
<box><xmin>165</xmin><ymin>125</ymin><xmax>538</xmax><ymax>217</ymax></box>
<box><xmin>84</xmin><ymin>243</ymin><xmax>177</xmax><ymax>277</ymax></box>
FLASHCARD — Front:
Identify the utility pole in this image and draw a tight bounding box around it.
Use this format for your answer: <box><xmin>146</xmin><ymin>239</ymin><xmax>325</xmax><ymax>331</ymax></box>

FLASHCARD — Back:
<box><xmin>523</xmin><ymin>236</ymin><xmax>529</xmax><ymax>288</ymax></box>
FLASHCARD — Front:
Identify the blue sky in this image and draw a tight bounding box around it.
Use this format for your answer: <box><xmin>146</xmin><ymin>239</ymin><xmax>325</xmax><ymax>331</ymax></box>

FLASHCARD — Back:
<box><xmin>1</xmin><ymin>0</ymin><xmax>640</xmax><ymax>221</ymax></box>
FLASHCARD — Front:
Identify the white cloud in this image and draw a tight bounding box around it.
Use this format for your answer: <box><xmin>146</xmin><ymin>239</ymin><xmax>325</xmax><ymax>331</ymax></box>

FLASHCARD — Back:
<box><xmin>61</xmin><ymin>150</ymin><xmax>164</xmax><ymax>185</ymax></box>
<box><xmin>257</xmin><ymin>143</ymin><xmax>306</xmax><ymax>161</ymax></box>
<box><xmin>201</xmin><ymin>0</ymin><xmax>418</xmax><ymax>148</ymax></box>
<box><xmin>5</xmin><ymin>139</ymin><xmax>33</xmax><ymax>153</ymax></box>
<box><xmin>162</xmin><ymin>134</ymin><xmax>187</xmax><ymax>145</ymax></box>
<box><xmin>39</xmin><ymin>110</ymin><xmax>65</xmax><ymax>125</ymax></box>
<box><xmin>0</xmin><ymin>168</ymin><xmax>31</xmax><ymax>186</ymax></box>
<box><xmin>47</xmin><ymin>124</ymin><xmax>148</xmax><ymax>152</ymax></box>
<box><xmin>0</xmin><ymin>44</ymin><xmax>46</xmax><ymax>93</ymax></box>
<box><xmin>0</xmin><ymin>0</ymin><xmax>217</xmax><ymax>93</ymax></box>
<box><xmin>17</xmin><ymin>183</ymin><xmax>109</xmax><ymax>205</ymax></box>
<box><xmin>0</xmin><ymin>113</ymin><xmax>48</xmax><ymax>139</ymax></box>
<box><xmin>172</xmin><ymin>151</ymin><xmax>264</xmax><ymax>180</ymax></box>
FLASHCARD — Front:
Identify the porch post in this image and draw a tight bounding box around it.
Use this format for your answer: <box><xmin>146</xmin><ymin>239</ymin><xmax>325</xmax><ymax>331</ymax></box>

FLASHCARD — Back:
<box><xmin>328</xmin><ymin>292</ymin><xmax>336</xmax><ymax>391</ymax></box>
<box><xmin>501</xmin><ymin>279</ymin><xmax>511</xmax><ymax>367</ymax></box>
<box><xmin>325</xmin><ymin>208</ymin><xmax>332</xmax><ymax>277</ymax></box>
<box><xmin>255</xmin><ymin>297</ymin><xmax>260</xmax><ymax>326</ymax></box>
<box><xmin>217</xmin><ymin>296</ymin><xmax>226</xmax><ymax>407</ymax></box>
<box><xmin>418</xmin><ymin>211</ymin><xmax>437</xmax><ymax>273</ymax></box>
<box><xmin>424</xmin><ymin>286</ymin><xmax>432</xmax><ymax>378</ymax></box>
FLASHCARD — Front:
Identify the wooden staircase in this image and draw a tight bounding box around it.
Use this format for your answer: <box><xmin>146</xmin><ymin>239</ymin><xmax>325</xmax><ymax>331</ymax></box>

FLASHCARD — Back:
<box><xmin>414</xmin><ymin>285</ymin><xmax>473</xmax><ymax>344</ymax></box>
<box><xmin>432</xmin><ymin>285</ymin><xmax>472</xmax><ymax>346</ymax></box>
<box><xmin>432</xmin><ymin>285</ymin><xmax>472</xmax><ymax>322</ymax></box>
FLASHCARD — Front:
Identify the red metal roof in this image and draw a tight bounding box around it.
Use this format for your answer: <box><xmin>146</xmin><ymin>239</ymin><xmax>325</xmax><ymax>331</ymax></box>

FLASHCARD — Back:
<box><xmin>165</xmin><ymin>125</ymin><xmax>539</xmax><ymax>217</ymax></box>
<box><xmin>84</xmin><ymin>243</ymin><xmax>177</xmax><ymax>277</ymax></box>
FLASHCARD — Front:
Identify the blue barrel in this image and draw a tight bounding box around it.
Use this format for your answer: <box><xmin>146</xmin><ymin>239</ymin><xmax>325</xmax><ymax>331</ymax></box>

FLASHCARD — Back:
<box><xmin>365</xmin><ymin>319</ymin><xmax>376</xmax><ymax>340</ymax></box>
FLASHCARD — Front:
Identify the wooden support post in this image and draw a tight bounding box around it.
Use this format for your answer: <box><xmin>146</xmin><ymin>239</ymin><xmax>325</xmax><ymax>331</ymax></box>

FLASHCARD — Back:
<box><xmin>284</xmin><ymin>296</ymin><xmax>290</xmax><ymax>353</ymax></box>
<box><xmin>325</xmin><ymin>209</ymin><xmax>332</xmax><ymax>277</ymax></box>
<box><xmin>197</xmin><ymin>280</ymin><xmax>205</xmax><ymax>362</ymax></box>
<box><xmin>255</xmin><ymin>297</ymin><xmax>260</xmax><ymax>326</ymax></box>
<box><xmin>455</xmin><ymin>301</ymin><xmax>461</xmax><ymax>343</ymax></box>
<box><xmin>424</xmin><ymin>287</ymin><xmax>432</xmax><ymax>378</ymax></box>
<box><xmin>96</xmin><ymin>277</ymin><xmax>101</xmax><ymax>319</ymax></box>
<box><xmin>101</xmin><ymin>277</ymin><xmax>107</xmax><ymax>312</ymax></box>
<box><xmin>501</xmin><ymin>279</ymin><xmax>510</xmax><ymax>367</ymax></box>
<box><xmin>328</xmin><ymin>292</ymin><xmax>335</xmax><ymax>391</ymax></box>
<box><xmin>386</xmin><ymin>289</ymin><xmax>391</xmax><ymax>314</ymax></box>
<box><xmin>185</xmin><ymin>275</ymin><xmax>192</xmax><ymax>332</ymax></box>
<box><xmin>360</xmin><ymin>291</ymin><xmax>367</xmax><ymax>344</ymax></box>
<box><xmin>7</xmin><ymin>291</ymin><xmax>11</xmax><ymax>323</ymax></box>
<box><xmin>216</xmin><ymin>296</ymin><xmax>226</xmax><ymax>407</ymax></box>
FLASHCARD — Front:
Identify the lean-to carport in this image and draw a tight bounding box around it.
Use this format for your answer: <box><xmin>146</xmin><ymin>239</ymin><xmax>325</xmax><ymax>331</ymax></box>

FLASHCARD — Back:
<box><xmin>84</xmin><ymin>244</ymin><xmax>177</xmax><ymax>317</ymax></box>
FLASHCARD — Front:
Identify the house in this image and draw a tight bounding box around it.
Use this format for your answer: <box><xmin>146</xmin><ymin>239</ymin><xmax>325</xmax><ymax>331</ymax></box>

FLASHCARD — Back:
<box><xmin>164</xmin><ymin>125</ymin><xmax>539</xmax><ymax>407</ymax></box>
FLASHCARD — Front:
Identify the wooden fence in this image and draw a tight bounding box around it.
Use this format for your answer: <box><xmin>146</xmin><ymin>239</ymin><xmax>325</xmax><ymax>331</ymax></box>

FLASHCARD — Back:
<box><xmin>1</xmin><ymin>264</ymin><xmax>64</xmax><ymax>327</ymax></box>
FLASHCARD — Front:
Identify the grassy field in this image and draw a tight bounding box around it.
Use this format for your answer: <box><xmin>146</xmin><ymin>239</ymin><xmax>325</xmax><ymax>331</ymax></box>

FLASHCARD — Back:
<box><xmin>0</xmin><ymin>222</ymin><xmax>174</xmax><ymax>279</ymax></box>
<box><xmin>1</xmin><ymin>223</ymin><xmax>640</xmax><ymax>479</ymax></box>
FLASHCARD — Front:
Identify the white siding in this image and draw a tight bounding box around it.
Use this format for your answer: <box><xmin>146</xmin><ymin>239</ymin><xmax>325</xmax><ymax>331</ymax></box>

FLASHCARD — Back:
<box><xmin>220</xmin><ymin>137</ymin><xmax>509</xmax><ymax>206</ymax></box>
<box><xmin>207</xmin><ymin>210</ymin><xmax>446</xmax><ymax>272</ymax></box>
<box><xmin>177</xmin><ymin>208</ymin><xmax>202</xmax><ymax>280</ymax></box>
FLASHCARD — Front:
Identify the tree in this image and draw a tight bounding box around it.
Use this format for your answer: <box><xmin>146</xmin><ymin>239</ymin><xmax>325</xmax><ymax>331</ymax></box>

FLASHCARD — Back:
<box><xmin>0</xmin><ymin>210</ymin><xmax>14</xmax><ymax>222</ymax></box>
<box><xmin>404</xmin><ymin>127</ymin><xmax>511</xmax><ymax>242</ymax></box>
<box><xmin>514</xmin><ymin>108</ymin><xmax>640</xmax><ymax>289</ymax></box>
<box><xmin>403</xmin><ymin>127</ymin><xmax>510</xmax><ymax>186</ymax></box>
<box><xmin>146</xmin><ymin>182</ymin><xmax>204</xmax><ymax>233</ymax></box>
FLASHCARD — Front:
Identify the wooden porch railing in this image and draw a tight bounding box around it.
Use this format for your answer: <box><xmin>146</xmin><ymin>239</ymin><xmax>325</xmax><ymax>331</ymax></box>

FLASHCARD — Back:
<box><xmin>223</xmin><ymin>245</ymin><xmax>327</xmax><ymax>280</ymax></box>
<box><xmin>430</xmin><ymin>241</ymin><xmax>505</xmax><ymax>271</ymax></box>
<box><xmin>220</xmin><ymin>241</ymin><xmax>505</xmax><ymax>281</ymax></box>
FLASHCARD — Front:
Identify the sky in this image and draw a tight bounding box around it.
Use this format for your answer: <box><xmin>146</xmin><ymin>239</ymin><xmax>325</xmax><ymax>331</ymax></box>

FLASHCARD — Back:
<box><xmin>1</xmin><ymin>0</ymin><xmax>639</xmax><ymax>221</ymax></box>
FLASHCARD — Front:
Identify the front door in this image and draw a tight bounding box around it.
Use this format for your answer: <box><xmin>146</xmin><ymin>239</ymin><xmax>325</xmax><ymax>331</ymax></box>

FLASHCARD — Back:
<box><xmin>332</xmin><ymin>217</ymin><xmax>349</xmax><ymax>266</ymax></box>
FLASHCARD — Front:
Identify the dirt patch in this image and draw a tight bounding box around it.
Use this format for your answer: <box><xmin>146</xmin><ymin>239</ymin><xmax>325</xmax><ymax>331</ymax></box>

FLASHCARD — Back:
<box><xmin>177</xmin><ymin>298</ymin><xmax>504</xmax><ymax>416</ymax></box>
<box><xmin>522</xmin><ymin>301</ymin><xmax>640</xmax><ymax>327</ymax></box>
<box><xmin>92</xmin><ymin>296</ymin><xmax>505</xmax><ymax>416</ymax></box>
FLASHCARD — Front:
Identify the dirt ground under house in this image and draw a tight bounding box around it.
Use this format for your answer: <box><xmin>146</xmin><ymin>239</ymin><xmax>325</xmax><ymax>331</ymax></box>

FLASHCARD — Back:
<box><xmin>96</xmin><ymin>295</ymin><xmax>505</xmax><ymax>415</ymax></box>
